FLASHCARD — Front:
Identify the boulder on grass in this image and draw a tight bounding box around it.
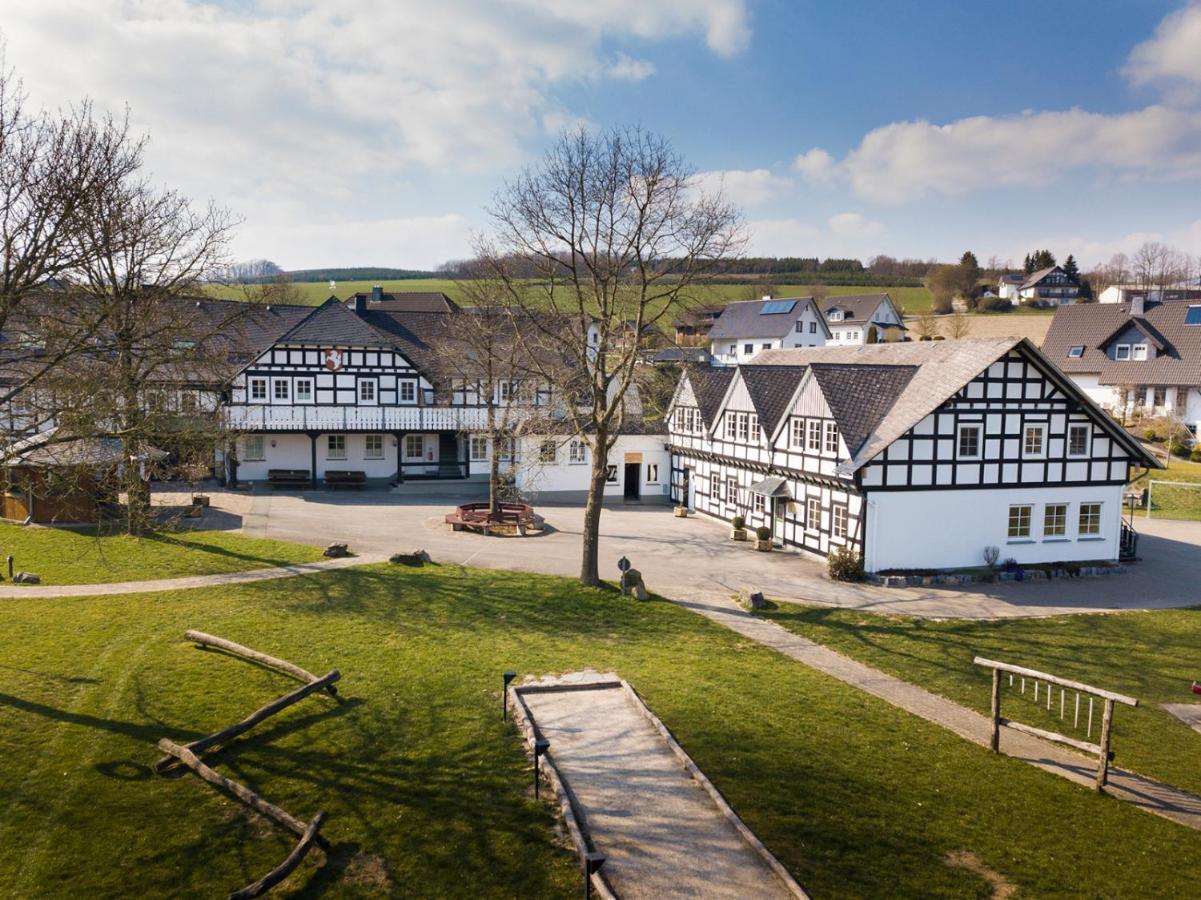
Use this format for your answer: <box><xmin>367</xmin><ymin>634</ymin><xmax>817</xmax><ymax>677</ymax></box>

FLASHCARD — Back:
<box><xmin>389</xmin><ymin>549</ymin><xmax>431</xmax><ymax>566</ymax></box>
<box><xmin>13</xmin><ymin>572</ymin><xmax>41</xmax><ymax>584</ymax></box>
<box><xmin>323</xmin><ymin>542</ymin><xmax>351</xmax><ymax>559</ymax></box>
<box><xmin>620</xmin><ymin>568</ymin><xmax>649</xmax><ymax>600</ymax></box>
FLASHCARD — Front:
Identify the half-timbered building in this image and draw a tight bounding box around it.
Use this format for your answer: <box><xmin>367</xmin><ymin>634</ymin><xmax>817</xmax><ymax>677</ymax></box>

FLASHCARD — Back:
<box><xmin>668</xmin><ymin>338</ymin><xmax>1158</xmax><ymax>573</ymax></box>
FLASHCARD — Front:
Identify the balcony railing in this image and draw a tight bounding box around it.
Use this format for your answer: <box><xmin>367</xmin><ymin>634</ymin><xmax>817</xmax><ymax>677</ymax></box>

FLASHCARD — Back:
<box><xmin>225</xmin><ymin>405</ymin><xmax>491</xmax><ymax>432</ymax></box>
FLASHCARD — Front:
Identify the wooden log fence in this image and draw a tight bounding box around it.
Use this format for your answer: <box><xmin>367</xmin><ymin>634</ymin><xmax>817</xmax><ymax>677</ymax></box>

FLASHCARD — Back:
<box><xmin>228</xmin><ymin>812</ymin><xmax>327</xmax><ymax>900</ymax></box>
<box><xmin>184</xmin><ymin>630</ymin><xmax>337</xmax><ymax>696</ymax></box>
<box><xmin>153</xmin><ymin>670</ymin><xmax>341</xmax><ymax>774</ymax></box>
<box><xmin>974</xmin><ymin>656</ymin><xmax>1138</xmax><ymax>791</ymax></box>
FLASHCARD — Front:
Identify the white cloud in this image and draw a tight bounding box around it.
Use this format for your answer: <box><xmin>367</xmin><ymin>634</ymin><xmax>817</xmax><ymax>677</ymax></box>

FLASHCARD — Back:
<box><xmin>1125</xmin><ymin>2</ymin><xmax>1201</xmax><ymax>88</ymax></box>
<box><xmin>828</xmin><ymin>212</ymin><xmax>884</xmax><ymax>239</ymax></box>
<box><xmin>745</xmin><ymin>218</ymin><xmax>819</xmax><ymax>256</ymax></box>
<box><xmin>692</xmin><ymin>168</ymin><xmax>793</xmax><ymax>207</ymax></box>
<box><xmin>803</xmin><ymin>106</ymin><xmax>1201</xmax><ymax>203</ymax></box>
<box><xmin>606</xmin><ymin>52</ymin><xmax>656</xmax><ymax>81</ymax></box>
<box><xmin>1002</xmin><ymin>218</ymin><xmax>1201</xmax><ymax>270</ymax></box>
<box><xmin>792</xmin><ymin>148</ymin><xmax>836</xmax><ymax>184</ymax></box>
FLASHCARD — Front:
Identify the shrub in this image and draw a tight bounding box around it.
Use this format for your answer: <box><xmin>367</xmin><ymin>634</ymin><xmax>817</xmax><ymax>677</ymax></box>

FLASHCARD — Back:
<box><xmin>982</xmin><ymin>545</ymin><xmax>1000</xmax><ymax>567</ymax></box>
<box><xmin>827</xmin><ymin>548</ymin><xmax>864</xmax><ymax>582</ymax></box>
<box><xmin>732</xmin><ymin>515</ymin><xmax>745</xmax><ymax>530</ymax></box>
<box><xmin>1191</xmin><ymin>448</ymin><xmax>1201</xmax><ymax>463</ymax></box>
<box><xmin>1143</xmin><ymin>427</ymin><xmax>1159</xmax><ymax>443</ymax></box>
<box><xmin>755</xmin><ymin>525</ymin><xmax>771</xmax><ymax>541</ymax></box>
<box><xmin>976</xmin><ymin>296</ymin><xmax>1013</xmax><ymax>313</ymax></box>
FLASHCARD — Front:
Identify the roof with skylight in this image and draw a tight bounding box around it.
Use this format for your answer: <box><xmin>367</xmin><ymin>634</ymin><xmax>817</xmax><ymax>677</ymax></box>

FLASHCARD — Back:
<box><xmin>760</xmin><ymin>299</ymin><xmax>797</xmax><ymax>315</ymax></box>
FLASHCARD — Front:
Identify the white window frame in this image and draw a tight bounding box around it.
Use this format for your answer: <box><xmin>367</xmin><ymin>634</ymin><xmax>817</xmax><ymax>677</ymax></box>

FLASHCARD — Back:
<box><xmin>404</xmin><ymin>434</ymin><xmax>424</xmax><ymax>460</ymax></box>
<box><xmin>605</xmin><ymin>464</ymin><xmax>618</xmax><ymax>484</ymax></box>
<box><xmin>242</xmin><ymin>434</ymin><xmax>265</xmax><ymax>461</ymax></box>
<box><xmin>1132</xmin><ymin>344</ymin><xmax>1148</xmax><ymax>361</ymax></box>
<box><xmin>469</xmin><ymin>435</ymin><xmax>489</xmax><ymax>462</ymax></box>
<box><xmin>1114</xmin><ymin>344</ymin><xmax>1131</xmax><ymax>361</ymax></box>
<box><xmin>726</xmin><ymin>475</ymin><xmax>738</xmax><ymax>506</ymax></box>
<box><xmin>294</xmin><ymin>378</ymin><xmax>314</xmax><ymax>403</ymax></box>
<box><xmin>1067</xmin><ymin>424</ymin><xmax>1090</xmax><ymax>457</ymax></box>
<box><xmin>1043</xmin><ymin>503</ymin><xmax>1068</xmax><ymax>539</ymax></box>
<box><xmin>823</xmin><ymin>421</ymin><xmax>839</xmax><ymax>455</ymax></box>
<box><xmin>806</xmin><ymin>419</ymin><xmax>822</xmax><ymax>452</ymax></box>
<box><xmin>249</xmin><ymin>378</ymin><xmax>267</xmax><ymax>402</ymax></box>
<box><xmin>1008</xmin><ymin>504</ymin><xmax>1032</xmax><ymax>540</ymax></box>
<box><xmin>1079</xmin><ymin>502</ymin><xmax>1103</xmax><ymax>537</ymax></box>
<box><xmin>539</xmin><ymin>440</ymin><xmax>557</xmax><ymax>463</ymax></box>
<box><xmin>399</xmin><ymin>381</ymin><xmax>416</xmax><ymax>404</ymax></box>
<box><xmin>273</xmin><ymin>379</ymin><xmax>289</xmax><ymax>402</ymax></box>
<box><xmin>327</xmin><ymin>434</ymin><xmax>347</xmax><ymax>460</ymax></box>
<box><xmin>568</xmin><ymin>440</ymin><xmax>587</xmax><ymax>465</ymax></box>
<box><xmin>364</xmin><ymin>434</ymin><xmax>384</xmax><ymax>460</ymax></box>
<box><xmin>358</xmin><ymin>379</ymin><xmax>377</xmax><ymax>404</ymax></box>
<box><xmin>725</xmin><ymin>413</ymin><xmax>737</xmax><ymax>440</ymax></box>
<box><xmin>646</xmin><ymin>463</ymin><xmax>659</xmax><ymax>483</ymax></box>
<box><xmin>832</xmin><ymin>505</ymin><xmax>848</xmax><ymax>539</ymax></box>
<box><xmin>753</xmin><ymin>493</ymin><xmax>765</xmax><ymax>514</ymax></box>
<box><xmin>748</xmin><ymin>414</ymin><xmax>761</xmax><ymax>444</ymax></box>
<box><xmin>791</xmin><ymin>418</ymin><xmax>805</xmax><ymax>449</ymax></box>
<box><xmin>806</xmin><ymin>497</ymin><xmax>822</xmax><ymax>532</ymax></box>
<box><xmin>957</xmin><ymin>423</ymin><xmax>982</xmax><ymax>459</ymax></box>
<box><xmin>1022</xmin><ymin>424</ymin><xmax>1046</xmax><ymax>458</ymax></box>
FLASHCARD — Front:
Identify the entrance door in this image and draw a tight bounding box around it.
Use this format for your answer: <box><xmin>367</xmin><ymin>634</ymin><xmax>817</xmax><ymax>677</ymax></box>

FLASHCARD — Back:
<box><xmin>624</xmin><ymin>463</ymin><xmax>641</xmax><ymax>500</ymax></box>
<box><xmin>772</xmin><ymin>497</ymin><xmax>787</xmax><ymax>544</ymax></box>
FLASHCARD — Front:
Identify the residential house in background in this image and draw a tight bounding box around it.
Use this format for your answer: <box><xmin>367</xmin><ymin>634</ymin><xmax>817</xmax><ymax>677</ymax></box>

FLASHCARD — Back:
<box><xmin>1043</xmin><ymin>297</ymin><xmax>1201</xmax><ymax>434</ymax></box>
<box><xmin>706</xmin><ymin>297</ymin><xmax>830</xmax><ymax>365</ymax></box>
<box><xmin>997</xmin><ymin>273</ymin><xmax>1026</xmax><ymax>301</ymax></box>
<box><xmin>1097</xmin><ymin>282</ymin><xmax>1201</xmax><ymax>305</ymax></box>
<box><xmin>667</xmin><ymin>338</ymin><xmax>1155</xmax><ymax>573</ymax></box>
<box><xmin>672</xmin><ymin>305</ymin><xmax>725</xmax><ymax>345</ymax></box>
<box><xmin>816</xmin><ymin>293</ymin><xmax>906</xmax><ymax>345</ymax></box>
<box><xmin>1016</xmin><ymin>266</ymin><xmax>1080</xmax><ymax>306</ymax></box>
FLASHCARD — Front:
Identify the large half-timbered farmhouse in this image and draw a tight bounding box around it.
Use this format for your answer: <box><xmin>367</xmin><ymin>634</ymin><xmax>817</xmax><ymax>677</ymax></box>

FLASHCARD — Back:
<box><xmin>667</xmin><ymin>338</ymin><xmax>1158</xmax><ymax>573</ymax></box>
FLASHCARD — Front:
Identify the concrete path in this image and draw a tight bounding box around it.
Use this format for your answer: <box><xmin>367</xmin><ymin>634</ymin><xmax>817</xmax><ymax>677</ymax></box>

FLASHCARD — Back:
<box><xmin>519</xmin><ymin>677</ymin><xmax>798</xmax><ymax>899</ymax></box>
<box><xmin>1162</xmin><ymin>703</ymin><xmax>1201</xmax><ymax>735</ymax></box>
<box><xmin>673</xmin><ymin>593</ymin><xmax>1201</xmax><ymax>831</ymax></box>
<box><xmin>0</xmin><ymin>552</ymin><xmax>391</xmax><ymax>599</ymax></box>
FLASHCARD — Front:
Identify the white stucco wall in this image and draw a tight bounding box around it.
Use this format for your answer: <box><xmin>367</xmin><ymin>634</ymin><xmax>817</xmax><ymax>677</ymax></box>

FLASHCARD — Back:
<box><xmin>518</xmin><ymin>434</ymin><xmax>669</xmax><ymax>500</ymax></box>
<box><xmin>864</xmin><ymin>484</ymin><xmax>1126</xmax><ymax>572</ymax></box>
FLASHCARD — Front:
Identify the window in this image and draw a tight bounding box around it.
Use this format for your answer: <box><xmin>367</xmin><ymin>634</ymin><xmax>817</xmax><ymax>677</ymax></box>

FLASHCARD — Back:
<box><xmin>646</xmin><ymin>464</ymin><xmax>659</xmax><ymax>483</ymax></box>
<box><xmin>957</xmin><ymin>424</ymin><xmax>981</xmax><ymax>458</ymax></box>
<box><xmin>1115</xmin><ymin>344</ymin><xmax>1131</xmax><ymax>361</ymax></box>
<box><xmin>753</xmin><ymin>493</ymin><xmax>765</xmax><ymax>513</ymax></box>
<box><xmin>1186</xmin><ymin>305</ymin><xmax>1201</xmax><ymax>326</ymax></box>
<box><xmin>469</xmin><ymin>436</ymin><xmax>489</xmax><ymax>461</ymax></box>
<box><xmin>1153</xmin><ymin>386</ymin><xmax>1167</xmax><ymax>408</ymax></box>
<box><xmin>173</xmin><ymin>339</ymin><xmax>196</xmax><ymax>351</ymax></box>
<box><xmin>568</xmin><ymin>440</ymin><xmax>587</xmax><ymax>464</ymax></box>
<box><xmin>848</xmin><ymin>331</ymin><xmax>860</xmax><ymax>342</ymax></box>
<box><xmin>832</xmin><ymin>505</ymin><xmax>848</xmax><ymax>539</ymax></box>
<box><xmin>359</xmin><ymin>380</ymin><xmax>376</xmax><ymax>403</ymax></box>
<box><xmin>1007</xmin><ymin>505</ymin><xmax>1032</xmax><ymax>539</ymax></box>
<box><xmin>737</xmin><ymin>412</ymin><xmax>748</xmax><ymax>442</ymax></box>
<box><xmin>807</xmin><ymin>419</ymin><xmax>822</xmax><ymax>451</ymax></box>
<box><xmin>249</xmin><ymin>378</ymin><xmax>267</xmax><ymax>401</ymax></box>
<box><xmin>809</xmin><ymin>321</ymin><xmax>817</xmax><ymax>334</ymax></box>
<box><xmin>327</xmin><ymin>434</ymin><xmax>346</xmax><ymax>460</ymax></box>
<box><xmin>748</xmin><ymin>414</ymin><xmax>761</xmax><ymax>443</ymax></box>
<box><xmin>725</xmin><ymin>413</ymin><xmax>737</xmax><ymax>440</ymax></box>
<box><xmin>806</xmin><ymin>497</ymin><xmax>822</xmax><ymax>530</ymax></box>
<box><xmin>1176</xmin><ymin>387</ymin><xmax>1189</xmax><ymax>409</ymax></box>
<box><xmin>1043</xmin><ymin>503</ymin><xmax>1067</xmax><ymax>538</ymax></box>
<box><xmin>404</xmin><ymin>434</ymin><xmax>424</xmax><ymax>459</ymax></box>
<box><xmin>495</xmin><ymin>436</ymin><xmax>515</xmax><ymax>460</ymax></box>
<box><xmin>1068</xmin><ymin>424</ymin><xmax>1090</xmax><ymax>456</ymax></box>
<box><xmin>498</xmin><ymin>381</ymin><xmax>516</xmax><ymax>402</ymax></box>
<box><xmin>1132</xmin><ymin>344</ymin><xmax>1148</xmax><ymax>361</ymax></box>
<box><xmin>606</xmin><ymin>465</ymin><xmax>618</xmax><ymax>483</ymax></box>
<box><xmin>539</xmin><ymin>440</ymin><xmax>557</xmax><ymax>463</ymax></box>
<box><xmin>791</xmin><ymin>418</ymin><xmax>805</xmax><ymax>448</ymax></box>
<box><xmin>761</xmin><ymin>343</ymin><xmax>771</xmax><ymax>351</ymax></box>
<box><xmin>242</xmin><ymin>435</ymin><xmax>265</xmax><ymax>461</ymax></box>
<box><xmin>1067</xmin><ymin>346</ymin><xmax>1084</xmax><ymax>358</ymax></box>
<box><xmin>1023</xmin><ymin>424</ymin><xmax>1045</xmax><ymax>457</ymax></box>
<box><xmin>795</xmin><ymin>320</ymin><xmax>805</xmax><ymax>333</ymax></box>
<box><xmin>743</xmin><ymin>343</ymin><xmax>754</xmax><ymax>355</ymax></box>
<box><xmin>400</xmin><ymin>381</ymin><xmax>416</xmax><ymax>403</ymax></box>
<box><xmin>728</xmin><ymin>344</ymin><xmax>736</xmax><ymax>355</ymax></box>
<box><xmin>295</xmin><ymin>378</ymin><xmax>313</xmax><ymax>402</ymax></box>
<box><xmin>273</xmin><ymin>380</ymin><xmax>289</xmax><ymax>401</ymax></box>
<box><xmin>828</xmin><ymin>310</ymin><xmax>843</xmax><ymax>322</ymax></box>
<box><xmin>824</xmin><ymin>421</ymin><xmax>839</xmax><ymax>454</ymax></box>
<box><xmin>727</xmin><ymin>476</ymin><xmax>738</xmax><ymax>505</ymax></box>
<box><xmin>1079</xmin><ymin>502</ymin><xmax>1102</xmax><ymax>536</ymax></box>
<box><xmin>365</xmin><ymin>434</ymin><xmax>384</xmax><ymax>459</ymax></box>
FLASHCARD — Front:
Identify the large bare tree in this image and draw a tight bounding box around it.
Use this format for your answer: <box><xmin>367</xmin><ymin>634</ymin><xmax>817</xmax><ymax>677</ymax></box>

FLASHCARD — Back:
<box><xmin>479</xmin><ymin>126</ymin><xmax>743</xmax><ymax>585</ymax></box>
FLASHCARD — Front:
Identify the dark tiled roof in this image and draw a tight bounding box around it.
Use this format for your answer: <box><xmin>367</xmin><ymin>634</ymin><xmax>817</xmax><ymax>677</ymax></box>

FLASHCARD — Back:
<box><xmin>687</xmin><ymin>366</ymin><xmax>735</xmax><ymax>427</ymax></box>
<box><xmin>279</xmin><ymin>298</ymin><xmax>395</xmax><ymax>346</ymax></box>
<box><xmin>808</xmin><ymin>363</ymin><xmax>917</xmax><ymax>455</ymax></box>
<box><xmin>1020</xmin><ymin>265</ymin><xmax>1075</xmax><ymax>290</ymax></box>
<box><xmin>739</xmin><ymin>365</ymin><xmax>808</xmax><ymax>436</ymax></box>
<box><xmin>706</xmin><ymin>297</ymin><xmax>821</xmax><ymax>340</ymax></box>
<box><xmin>1043</xmin><ymin>301</ymin><xmax>1201</xmax><ymax>386</ymax></box>
<box><xmin>345</xmin><ymin>291</ymin><xmax>459</xmax><ymax>313</ymax></box>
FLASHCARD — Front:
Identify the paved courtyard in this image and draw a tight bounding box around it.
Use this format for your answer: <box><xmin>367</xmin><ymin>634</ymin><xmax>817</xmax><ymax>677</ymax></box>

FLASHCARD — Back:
<box><xmin>210</xmin><ymin>486</ymin><xmax>1201</xmax><ymax>619</ymax></box>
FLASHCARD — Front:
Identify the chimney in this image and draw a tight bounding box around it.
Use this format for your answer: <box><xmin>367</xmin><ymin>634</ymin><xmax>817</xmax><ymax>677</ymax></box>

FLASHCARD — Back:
<box><xmin>371</xmin><ymin>284</ymin><xmax>383</xmax><ymax>303</ymax></box>
<box><xmin>353</xmin><ymin>294</ymin><xmax>367</xmax><ymax>316</ymax></box>
<box><xmin>761</xmin><ymin>294</ymin><xmax>772</xmax><ymax>301</ymax></box>
<box><xmin>1130</xmin><ymin>292</ymin><xmax>1145</xmax><ymax>317</ymax></box>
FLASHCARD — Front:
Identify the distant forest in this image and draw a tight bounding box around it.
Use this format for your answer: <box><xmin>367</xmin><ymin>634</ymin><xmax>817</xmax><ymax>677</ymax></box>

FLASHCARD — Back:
<box><xmin>224</xmin><ymin>260</ymin><xmax>439</xmax><ymax>283</ymax></box>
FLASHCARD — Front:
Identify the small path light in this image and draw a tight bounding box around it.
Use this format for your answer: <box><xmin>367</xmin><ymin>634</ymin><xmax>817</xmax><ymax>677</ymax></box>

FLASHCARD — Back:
<box><xmin>502</xmin><ymin>671</ymin><xmax>517</xmax><ymax>721</ymax></box>
<box><xmin>6</xmin><ymin>555</ymin><xmax>12</xmax><ymax>579</ymax></box>
<box><xmin>584</xmin><ymin>852</ymin><xmax>606</xmax><ymax>899</ymax></box>
<box><xmin>617</xmin><ymin>556</ymin><xmax>631</xmax><ymax>574</ymax></box>
<box><xmin>533</xmin><ymin>737</ymin><xmax>549</xmax><ymax>799</ymax></box>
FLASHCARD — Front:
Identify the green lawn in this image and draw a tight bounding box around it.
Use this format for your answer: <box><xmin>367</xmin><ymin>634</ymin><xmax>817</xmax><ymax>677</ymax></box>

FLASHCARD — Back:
<box><xmin>2</xmin><ymin>564</ymin><xmax>1201</xmax><ymax>898</ymax></box>
<box><xmin>0</xmin><ymin>522</ymin><xmax>324</xmax><ymax>584</ymax></box>
<box><xmin>1132</xmin><ymin>455</ymin><xmax>1201</xmax><ymax>520</ymax></box>
<box><xmin>758</xmin><ymin>603</ymin><xmax>1201</xmax><ymax>800</ymax></box>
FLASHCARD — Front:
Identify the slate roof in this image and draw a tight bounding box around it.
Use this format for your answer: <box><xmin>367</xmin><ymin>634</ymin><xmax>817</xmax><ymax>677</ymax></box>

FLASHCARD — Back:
<box><xmin>751</xmin><ymin>338</ymin><xmax>1157</xmax><ymax>471</ymax></box>
<box><xmin>1043</xmin><ymin>300</ymin><xmax>1201</xmax><ymax>387</ymax></box>
<box><xmin>739</xmin><ymin>365</ymin><xmax>808</xmax><ymax>436</ymax></box>
<box><xmin>345</xmin><ymin>291</ymin><xmax>460</xmax><ymax>313</ymax></box>
<box><xmin>686</xmin><ymin>366</ymin><xmax>735</xmax><ymax>428</ymax></box>
<box><xmin>807</xmin><ymin>363</ymin><xmax>917</xmax><ymax>455</ymax></box>
<box><xmin>815</xmin><ymin>293</ymin><xmax>892</xmax><ymax>322</ymax></box>
<box><xmin>1020</xmin><ymin>266</ymin><xmax>1074</xmax><ymax>290</ymax></box>
<box><xmin>705</xmin><ymin>297</ymin><xmax>822</xmax><ymax>340</ymax></box>
<box><xmin>278</xmin><ymin>297</ymin><xmax>395</xmax><ymax>346</ymax></box>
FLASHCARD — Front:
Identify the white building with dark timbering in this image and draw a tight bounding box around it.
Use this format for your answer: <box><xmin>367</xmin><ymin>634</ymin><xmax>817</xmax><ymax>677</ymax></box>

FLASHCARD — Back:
<box><xmin>667</xmin><ymin>338</ymin><xmax>1157</xmax><ymax>573</ymax></box>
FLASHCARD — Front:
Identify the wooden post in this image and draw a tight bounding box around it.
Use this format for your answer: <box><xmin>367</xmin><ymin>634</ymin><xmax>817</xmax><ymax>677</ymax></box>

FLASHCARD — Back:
<box><xmin>1096</xmin><ymin>698</ymin><xmax>1115</xmax><ymax>791</ymax></box>
<box><xmin>990</xmin><ymin>666</ymin><xmax>1001</xmax><ymax>753</ymax></box>
<box><xmin>228</xmin><ymin>811</ymin><xmax>326</xmax><ymax>900</ymax></box>
<box><xmin>184</xmin><ymin>630</ymin><xmax>335</xmax><ymax>695</ymax></box>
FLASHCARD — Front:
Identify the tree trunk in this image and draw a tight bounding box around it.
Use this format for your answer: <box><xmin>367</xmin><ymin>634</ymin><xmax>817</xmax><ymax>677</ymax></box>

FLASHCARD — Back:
<box><xmin>489</xmin><ymin>444</ymin><xmax>501</xmax><ymax>516</ymax></box>
<box><xmin>579</xmin><ymin>434</ymin><xmax>609</xmax><ymax>586</ymax></box>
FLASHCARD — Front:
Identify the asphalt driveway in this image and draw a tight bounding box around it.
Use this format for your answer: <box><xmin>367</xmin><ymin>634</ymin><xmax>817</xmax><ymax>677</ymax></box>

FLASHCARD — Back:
<box><xmin>218</xmin><ymin>487</ymin><xmax>1201</xmax><ymax>619</ymax></box>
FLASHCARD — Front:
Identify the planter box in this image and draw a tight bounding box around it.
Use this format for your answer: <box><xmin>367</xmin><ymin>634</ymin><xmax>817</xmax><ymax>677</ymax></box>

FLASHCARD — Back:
<box><xmin>191</xmin><ymin>495</ymin><xmax>210</xmax><ymax>507</ymax></box>
<box><xmin>730</xmin><ymin>528</ymin><xmax>747</xmax><ymax>541</ymax></box>
<box><xmin>755</xmin><ymin>539</ymin><xmax>772</xmax><ymax>552</ymax></box>
<box><xmin>673</xmin><ymin>506</ymin><xmax>689</xmax><ymax>518</ymax></box>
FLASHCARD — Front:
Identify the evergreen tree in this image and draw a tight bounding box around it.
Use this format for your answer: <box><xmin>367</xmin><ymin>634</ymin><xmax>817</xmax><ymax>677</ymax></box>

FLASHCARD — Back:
<box><xmin>1031</xmin><ymin>249</ymin><xmax>1056</xmax><ymax>270</ymax></box>
<box><xmin>1023</xmin><ymin>253</ymin><xmax>1033</xmax><ymax>274</ymax></box>
<box><xmin>1062</xmin><ymin>254</ymin><xmax>1080</xmax><ymax>279</ymax></box>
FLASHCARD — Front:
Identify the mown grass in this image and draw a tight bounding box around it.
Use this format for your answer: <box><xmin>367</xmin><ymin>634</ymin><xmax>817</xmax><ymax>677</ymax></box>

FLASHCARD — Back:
<box><xmin>0</xmin><ymin>522</ymin><xmax>324</xmax><ymax>584</ymax></box>
<box><xmin>2</xmin><ymin>563</ymin><xmax>1201</xmax><ymax>898</ymax></box>
<box><xmin>758</xmin><ymin>603</ymin><xmax>1201</xmax><ymax>799</ymax></box>
<box><xmin>1131</xmin><ymin>455</ymin><xmax>1201</xmax><ymax>520</ymax></box>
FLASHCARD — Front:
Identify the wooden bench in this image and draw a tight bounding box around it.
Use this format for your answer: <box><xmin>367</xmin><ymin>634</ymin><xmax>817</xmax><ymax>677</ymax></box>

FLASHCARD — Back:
<box><xmin>323</xmin><ymin>470</ymin><xmax>367</xmax><ymax>490</ymax></box>
<box><xmin>267</xmin><ymin>469</ymin><xmax>311</xmax><ymax>489</ymax></box>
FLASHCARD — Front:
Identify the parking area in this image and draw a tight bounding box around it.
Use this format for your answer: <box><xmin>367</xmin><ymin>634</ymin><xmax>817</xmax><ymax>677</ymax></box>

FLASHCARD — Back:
<box><xmin>207</xmin><ymin>486</ymin><xmax>1201</xmax><ymax>619</ymax></box>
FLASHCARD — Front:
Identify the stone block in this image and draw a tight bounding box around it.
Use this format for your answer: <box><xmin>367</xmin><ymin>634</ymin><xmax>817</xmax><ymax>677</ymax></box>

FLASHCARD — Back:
<box><xmin>389</xmin><ymin>549</ymin><xmax>431</xmax><ymax>566</ymax></box>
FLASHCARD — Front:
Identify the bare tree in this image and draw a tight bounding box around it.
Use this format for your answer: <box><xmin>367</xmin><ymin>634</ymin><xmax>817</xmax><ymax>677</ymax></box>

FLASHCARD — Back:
<box><xmin>946</xmin><ymin>312</ymin><xmax>972</xmax><ymax>340</ymax></box>
<box><xmin>479</xmin><ymin>126</ymin><xmax>743</xmax><ymax>585</ymax></box>
<box><xmin>910</xmin><ymin>311</ymin><xmax>941</xmax><ymax>341</ymax></box>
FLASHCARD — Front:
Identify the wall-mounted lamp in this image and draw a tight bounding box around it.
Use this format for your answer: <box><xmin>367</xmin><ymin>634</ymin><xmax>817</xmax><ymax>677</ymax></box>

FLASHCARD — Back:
<box><xmin>270</xmin><ymin>439</ymin><xmax>277</xmax><ymax>448</ymax></box>
<box><xmin>392</xmin><ymin>437</ymin><xmax>399</xmax><ymax>447</ymax></box>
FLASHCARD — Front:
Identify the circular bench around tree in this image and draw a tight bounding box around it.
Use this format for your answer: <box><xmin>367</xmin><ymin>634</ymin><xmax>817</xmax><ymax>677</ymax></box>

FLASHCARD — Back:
<box><xmin>444</xmin><ymin>502</ymin><xmax>545</xmax><ymax>536</ymax></box>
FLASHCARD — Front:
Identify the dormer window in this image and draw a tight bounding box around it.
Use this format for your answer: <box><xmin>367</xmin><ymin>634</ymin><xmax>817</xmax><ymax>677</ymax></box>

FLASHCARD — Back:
<box><xmin>828</xmin><ymin>310</ymin><xmax>843</xmax><ymax>322</ymax></box>
<box><xmin>1068</xmin><ymin>346</ymin><xmax>1084</xmax><ymax>358</ymax></box>
<box><xmin>1131</xmin><ymin>344</ymin><xmax>1148</xmax><ymax>361</ymax></box>
<box><xmin>1115</xmin><ymin>344</ymin><xmax>1130</xmax><ymax>360</ymax></box>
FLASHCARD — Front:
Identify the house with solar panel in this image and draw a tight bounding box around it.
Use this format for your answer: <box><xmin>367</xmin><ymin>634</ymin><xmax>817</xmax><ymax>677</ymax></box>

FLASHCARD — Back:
<box><xmin>815</xmin><ymin>294</ymin><xmax>906</xmax><ymax>345</ymax></box>
<box><xmin>667</xmin><ymin>338</ymin><xmax>1157</xmax><ymax>573</ymax></box>
<box><xmin>1043</xmin><ymin>295</ymin><xmax>1201</xmax><ymax>434</ymax></box>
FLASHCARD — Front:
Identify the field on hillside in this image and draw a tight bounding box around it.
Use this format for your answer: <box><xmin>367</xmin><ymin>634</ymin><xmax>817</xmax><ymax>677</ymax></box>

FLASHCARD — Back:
<box><xmin>3</xmin><ymin>561</ymin><xmax>1201</xmax><ymax>897</ymax></box>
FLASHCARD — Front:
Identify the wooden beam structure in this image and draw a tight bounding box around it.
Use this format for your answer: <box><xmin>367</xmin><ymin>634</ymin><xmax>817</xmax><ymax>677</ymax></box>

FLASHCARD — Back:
<box><xmin>227</xmin><ymin>812</ymin><xmax>327</xmax><ymax>900</ymax></box>
<box><xmin>184</xmin><ymin>630</ymin><xmax>337</xmax><ymax>696</ymax></box>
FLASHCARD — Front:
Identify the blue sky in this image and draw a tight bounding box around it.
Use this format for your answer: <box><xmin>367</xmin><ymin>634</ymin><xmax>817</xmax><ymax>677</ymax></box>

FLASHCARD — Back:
<box><xmin>4</xmin><ymin>0</ymin><xmax>1201</xmax><ymax>269</ymax></box>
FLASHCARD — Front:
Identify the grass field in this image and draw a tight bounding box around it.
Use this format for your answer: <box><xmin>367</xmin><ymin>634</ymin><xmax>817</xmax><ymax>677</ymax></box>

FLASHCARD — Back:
<box><xmin>3</xmin><ymin>563</ymin><xmax>1201</xmax><ymax>898</ymax></box>
<box><xmin>0</xmin><ymin>522</ymin><xmax>324</xmax><ymax>584</ymax></box>
<box><xmin>1129</xmin><ymin>453</ymin><xmax>1201</xmax><ymax>520</ymax></box>
<box><xmin>758</xmin><ymin>603</ymin><xmax>1201</xmax><ymax>800</ymax></box>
